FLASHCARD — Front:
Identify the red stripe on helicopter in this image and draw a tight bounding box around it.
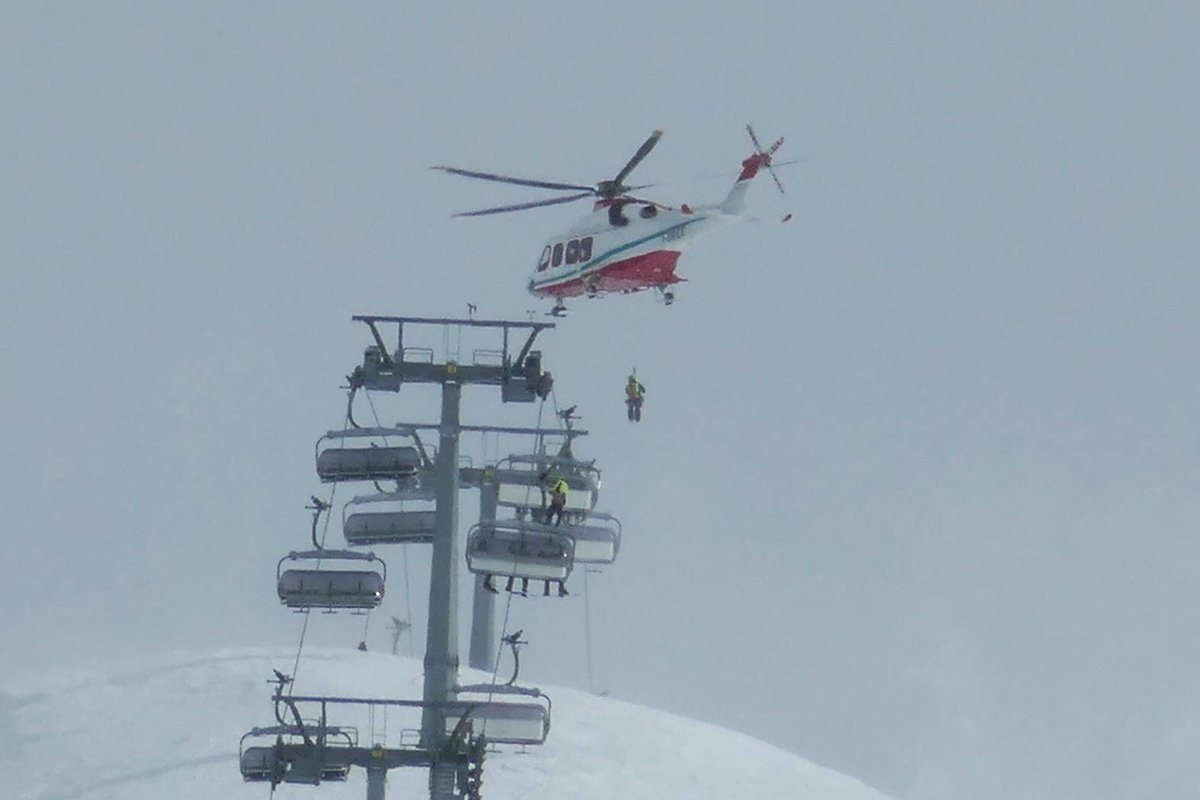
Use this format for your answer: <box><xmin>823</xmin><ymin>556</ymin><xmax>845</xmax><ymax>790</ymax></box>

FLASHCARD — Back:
<box><xmin>534</xmin><ymin>249</ymin><xmax>683</xmax><ymax>298</ymax></box>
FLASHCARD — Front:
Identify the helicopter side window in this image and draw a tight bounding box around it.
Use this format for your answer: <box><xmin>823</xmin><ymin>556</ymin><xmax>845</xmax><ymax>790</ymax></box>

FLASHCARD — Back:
<box><xmin>537</xmin><ymin>246</ymin><xmax>552</xmax><ymax>272</ymax></box>
<box><xmin>564</xmin><ymin>240</ymin><xmax>580</xmax><ymax>265</ymax></box>
<box><xmin>551</xmin><ymin>243</ymin><xmax>564</xmax><ymax>267</ymax></box>
<box><xmin>579</xmin><ymin>237</ymin><xmax>593</xmax><ymax>261</ymax></box>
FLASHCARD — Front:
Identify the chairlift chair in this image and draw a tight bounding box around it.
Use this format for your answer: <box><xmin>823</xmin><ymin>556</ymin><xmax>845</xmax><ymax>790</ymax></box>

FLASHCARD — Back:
<box><xmin>493</xmin><ymin>453</ymin><xmax>601</xmax><ymax>514</ymax></box>
<box><xmin>315</xmin><ymin>428</ymin><xmax>427</xmax><ymax>483</ymax></box>
<box><xmin>465</xmin><ymin>520</ymin><xmax>575</xmax><ymax>582</ymax></box>
<box><xmin>277</xmin><ymin>549</ymin><xmax>386</xmax><ymax>611</ymax></box>
<box><xmin>446</xmin><ymin>684</ymin><xmax>552</xmax><ymax>747</ymax></box>
<box><xmin>342</xmin><ymin>492</ymin><xmax>437</xmax><ymax>546</ymax></box>
<box><xmin>239</xmin><ymin>725</ymin><xmax>355</xmax><ymax>784</ymax></box>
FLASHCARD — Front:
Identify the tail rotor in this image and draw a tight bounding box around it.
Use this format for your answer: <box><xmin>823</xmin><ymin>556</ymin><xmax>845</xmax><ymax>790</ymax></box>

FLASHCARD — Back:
<box><xmin>746</xmin><ymin>124</ymin><xmax>786</xmax><ymax>195</ymax></box>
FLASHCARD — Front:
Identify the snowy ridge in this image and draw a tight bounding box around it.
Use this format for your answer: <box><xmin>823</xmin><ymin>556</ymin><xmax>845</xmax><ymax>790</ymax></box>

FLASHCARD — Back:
<box><xmin>3</xmin><ymin>647</ymin><xmax>893</xmax><ymax>800</ymax></box>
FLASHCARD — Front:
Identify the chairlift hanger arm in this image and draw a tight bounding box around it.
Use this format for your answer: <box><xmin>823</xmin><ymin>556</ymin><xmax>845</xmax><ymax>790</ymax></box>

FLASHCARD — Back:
<box><xmin>360</xmin><ymin>318</ymin><xmax>394</xmax><ymax>368</ymax></box>
<box><xmin>512</xmin><ymin>329</ymin><xmax>539</xmax><ymax>375</ymax></box>
<box><xmin>273</xmin><ymin>697</ymin><xmax>314</xmax><ymax>746</ymax></box>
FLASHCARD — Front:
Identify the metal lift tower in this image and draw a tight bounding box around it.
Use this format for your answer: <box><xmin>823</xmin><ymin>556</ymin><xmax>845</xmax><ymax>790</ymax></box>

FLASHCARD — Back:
<box><xmin>239</xmin><ymin>315</ymin><xmax>600</xmax><ymax>800</ymax></box>
<box><xmin>348</xmin><ymin>315</ymin><xmax>555</xmax><ymax>799</ymax></box>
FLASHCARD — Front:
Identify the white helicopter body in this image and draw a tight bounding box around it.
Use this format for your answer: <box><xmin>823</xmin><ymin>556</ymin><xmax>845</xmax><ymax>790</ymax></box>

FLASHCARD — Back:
<box><xmin>435</xmin><ymin>128</ymin><xmax>784</xmax><ymax>312</ymax></box>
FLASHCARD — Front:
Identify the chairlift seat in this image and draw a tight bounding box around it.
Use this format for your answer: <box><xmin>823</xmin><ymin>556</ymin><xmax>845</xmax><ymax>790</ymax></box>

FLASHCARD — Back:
<box><xmin>344</xmin><ymin>510</ymin><xmax>437</xmax><ymax>546</ymax></box>
<box><xmin>317</xmin><ymin>446</ymin><xmax>421</xmax><ymax>483</ymax></box>
<box><xmin>278</xmin><ymin>569</ymin><xmax>384</xmax><ymax>610</ymax></box>
<box><xmin>321</xmin><ymin>764</ymin><xmax>351</xmax><ymax>781</ymax></box>
<box><xmin>239</xmin><ymin>725</ymin><xmax>356</xmax><ymax>785</ymax></box>
<box><xmin>466</xmin><ymin>521</ymin><xmax>575</xmax><ymax>581</ymax></box>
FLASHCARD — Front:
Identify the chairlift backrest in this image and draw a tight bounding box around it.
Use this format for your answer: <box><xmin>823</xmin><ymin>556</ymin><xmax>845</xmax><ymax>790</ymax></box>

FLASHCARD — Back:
<box><xmin>317</xmin><ymin>445</ymin><xmax>421</xmax><ymax>483</ymax></box>
<box><xmin>465</xmin><ymin>520</ymin><xmax>575</xmax><ymax>581</ymax></box>
<box><xmin>560</xmin><ymin>511</ymin><xmax>622</xmax><ymax>564</ymax></box>
<box><xmin>344</xmin><ymin>510</ymin><xmax>437</xmax><ymax>546</ymax></box>
<box><xmin>342</xmin><ymin>491</ymin><xmax>437</xmax><ymax>546</ymax></box>
<box><xmin>493</xmin><ymin>455</ymin><xmax>600</xmax><ymax>513</ymax></box>
<box><xmin>443</xmin><ymin>700</ymin><xmax>550</xmax><ymax>746</ymax></box>
<box><xmin>276</xmin><ymin>549</ymin><xmax>386</xmax><ymax>611</ymax></box>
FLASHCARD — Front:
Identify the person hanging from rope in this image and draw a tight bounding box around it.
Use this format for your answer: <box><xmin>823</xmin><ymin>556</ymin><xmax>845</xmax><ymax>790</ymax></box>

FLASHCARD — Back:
<box><xmin>625</xmin><ymin>370</ymin><xmax>646</xmax><ymax>422</ymax></box>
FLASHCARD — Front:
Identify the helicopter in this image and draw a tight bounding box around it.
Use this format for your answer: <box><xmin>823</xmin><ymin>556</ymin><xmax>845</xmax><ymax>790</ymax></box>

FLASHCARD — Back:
<box><xmin>433</xmin><ymin>126</ymin><xmax>786</xmax><ymax>316</ymax></box>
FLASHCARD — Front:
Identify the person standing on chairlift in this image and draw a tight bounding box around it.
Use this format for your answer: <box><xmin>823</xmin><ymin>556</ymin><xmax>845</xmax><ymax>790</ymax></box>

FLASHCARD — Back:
<box><xmin>625</xmin><ymin>371</ymin><xmax>646</xmax><ymax>422</ymax></box>
<box><xmin>543</xmin><ymin>474</ymin><xmax>570</xmax><ymax>526</ymax></box>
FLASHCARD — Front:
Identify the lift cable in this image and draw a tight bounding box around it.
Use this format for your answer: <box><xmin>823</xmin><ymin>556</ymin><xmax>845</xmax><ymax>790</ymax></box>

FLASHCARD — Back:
<box><xmin>487</xmin><ymin>394</ymin><xmax>547</xmax><ymax>702</ymax></box>
<box><xmin>583</xmin><ymin>567</ymin><xmax>597</xmax><ymax>694</ymax></box>
<box><xmin>402</xmin><ymin>542</ymin><xmax>415</xmax><ymax>657</ymax></box>
<box><xmin>286</xmin><ymin>398</ymin><xmax>353</xmax><ymax>692</ymax></box>
<box><xmin>363</xmin><ymin>386</ymin><xmax>414</xmax><ymax>646</ymax></box>
<box><xmin>286</xmin><ymin>483</ymin><xmax>340</xmax><ymax>692</ymax></box>
<box><xmin>549</xmin><ymin>387</ymin><xmax>601</xmax><ymax>692</ymax></box>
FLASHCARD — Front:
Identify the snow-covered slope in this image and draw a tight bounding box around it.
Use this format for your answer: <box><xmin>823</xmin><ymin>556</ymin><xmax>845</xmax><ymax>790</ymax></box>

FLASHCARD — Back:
<box><xmin>2</xmin><ymin>648</ymin><xmax>891</xmax><ymax>800</ymax></box>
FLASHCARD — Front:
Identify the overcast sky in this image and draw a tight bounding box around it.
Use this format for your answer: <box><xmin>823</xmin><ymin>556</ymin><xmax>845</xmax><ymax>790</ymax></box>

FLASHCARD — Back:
<box><xmin>2</xmin><ymin>4</ymin><xmax>1198</xmax><ymax>799</ymax></box>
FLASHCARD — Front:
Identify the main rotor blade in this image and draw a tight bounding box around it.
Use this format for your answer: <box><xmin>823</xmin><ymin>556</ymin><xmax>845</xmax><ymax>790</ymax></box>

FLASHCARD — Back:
<box><xmin>452</xmin><ymin>191</ymin><xmax>595</xmax><ymax>217</ymax></box>
<box><xmin>432</xmin><ymin>165</ymin><xmax>594</xmax><ymax>194</ymax></box>
<box><xmin>746</xmin><ymin>124</ymin><xmax>764</xmax><ymax>153</ymax></box>
<box><xmin>765</xmin><ymin>164</ymin><xmax>786</xmax><ymax>194</ymax></box>
<box><xmin>611</xmin><ymin>129</ymin><xmax>663</xmax><ymax>190</ymax></box>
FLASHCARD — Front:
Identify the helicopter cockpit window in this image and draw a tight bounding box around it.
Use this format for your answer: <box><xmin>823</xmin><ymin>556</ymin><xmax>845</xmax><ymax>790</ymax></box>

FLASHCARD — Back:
<box><xmin>579</xmin><ymin>237</ymin><xmax>593</xmax><ymax>262</ymax></box>
<box><xmin>565</xmin><ymin>240</ymin><xmax>580</xmax><ymax>265</ymax></box>
<box><xmin>537</xmin><ymin>246</ymin><xmax>552</xmax><ymax>272</ymax></box>
<box><xmin>551</xmin><ymin>243</ymin><xmax>564</xmax><ymax>267</ymax></box>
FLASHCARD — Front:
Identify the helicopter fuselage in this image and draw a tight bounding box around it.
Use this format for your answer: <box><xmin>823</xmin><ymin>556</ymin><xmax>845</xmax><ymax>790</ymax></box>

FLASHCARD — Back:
<box><xmin>527</xmin><ymin>201</ymin><xmax>717</xmax><ymax>300</ymax></box>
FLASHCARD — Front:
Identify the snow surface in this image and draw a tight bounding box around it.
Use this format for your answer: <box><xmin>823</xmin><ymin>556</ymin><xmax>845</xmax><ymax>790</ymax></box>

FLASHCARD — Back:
<box><xmin>2</xmin><ymin>647</ymin><xmax>893</xmax><ymax>800</ymax></box>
